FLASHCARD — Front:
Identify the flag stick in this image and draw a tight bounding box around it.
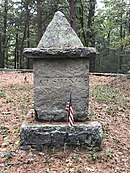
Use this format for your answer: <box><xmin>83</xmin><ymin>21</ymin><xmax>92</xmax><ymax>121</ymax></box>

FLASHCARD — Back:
<box><xmin>64</xmin><ymin>93</ymin><xmax>71</xmax><ymax>152</ymax></box>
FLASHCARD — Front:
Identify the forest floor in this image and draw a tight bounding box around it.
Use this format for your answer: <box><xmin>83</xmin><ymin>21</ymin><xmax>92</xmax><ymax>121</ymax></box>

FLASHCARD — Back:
<box><xmin>0</xmin><ymin>72</ymin><xmax>130</xmax><ymax>173</ymax></box>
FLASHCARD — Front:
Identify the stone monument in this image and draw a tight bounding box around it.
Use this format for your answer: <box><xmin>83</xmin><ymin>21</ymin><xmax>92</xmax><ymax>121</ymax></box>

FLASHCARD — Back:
<box><xmin>20</xmin><ymin>11</ymin><xmax>102</xmax><ymax>151</ymax></box>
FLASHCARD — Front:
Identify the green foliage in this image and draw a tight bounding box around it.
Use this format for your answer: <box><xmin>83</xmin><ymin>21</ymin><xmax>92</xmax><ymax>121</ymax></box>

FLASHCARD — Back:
<box><xmin>0</xmin><ymin>126</ymin><xmax>10</xmax><ymax>138</ymax></box>
<box><xmin>90</xmin><ymin>84</ymin><xmax>122</xmax><ymax>104</ymax></box>
<box><xmin>0</xmin><ymin>89</ymin><xmax>5</xmax><ymax>97</ymax></box>
<box><xmin>0</xmin><ymin>0</ymin><xmax>130</xmax><ymax>72</ymax></box>
<box><xmin>95</xmin><ymin>0</ymin><xmax>130</xmax><ymax>73</ymax></box>
<box><xmin>90</xmin><ymin>79</ymin><xmax>129</xmax><ymax>110</ymax></box>
<box><xmin>88</xmin><ymin>149</ymin><xmax>97</xmax><ymax>161</ymax></box>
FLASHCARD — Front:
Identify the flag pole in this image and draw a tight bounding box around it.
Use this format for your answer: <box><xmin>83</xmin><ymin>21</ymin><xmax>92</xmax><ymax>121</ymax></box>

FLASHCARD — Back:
<box><xmin>64</xmin><ymin>92</ymin><xmax>74</xmax><ymax>151</ymax></box>
<box><xmin>64</xmin><ymin>93</ymin><xmax>70</xmax><ymax>152</ymax></box>
<box><xmin>64</xmin><ymin>115</ymin><xmax>69</xmax><ymax>152</ymax></box>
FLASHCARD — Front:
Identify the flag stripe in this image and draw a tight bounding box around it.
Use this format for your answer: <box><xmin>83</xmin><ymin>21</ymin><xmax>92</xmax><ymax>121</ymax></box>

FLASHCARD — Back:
<box><xmin>65</xmin><ymin>94</ymin><xmax>74</xmax><ymax>127</ymax></box>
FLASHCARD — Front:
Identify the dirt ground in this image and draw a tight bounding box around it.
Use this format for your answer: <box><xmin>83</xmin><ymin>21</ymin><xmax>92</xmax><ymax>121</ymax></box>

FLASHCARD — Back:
<box><xmin>0</xmin><ymin>72</ymin><xmax>130</xmax><ymax>173</ymax></box>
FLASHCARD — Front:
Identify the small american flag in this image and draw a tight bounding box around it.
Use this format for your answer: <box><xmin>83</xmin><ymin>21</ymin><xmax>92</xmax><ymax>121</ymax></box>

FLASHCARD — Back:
<box><xmin>65</xmin><ymin>93</ymin><xmax>74</xmax><ymax>127</ymax></box>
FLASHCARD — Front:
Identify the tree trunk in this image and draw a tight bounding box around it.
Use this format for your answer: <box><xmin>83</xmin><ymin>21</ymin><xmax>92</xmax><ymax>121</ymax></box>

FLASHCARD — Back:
<box><xmin>26</xmin><ymin>20</ymin><xmax>30</xmax><ymax>69</ymax></box>
<box><xmin>128</xmin><ymin>0</ymin><xmax>130</xmax><ymax>35</ymax></box>
<box><xmin>14</xmin><ymin>23</ymin><xmax>19</xmax><ymax>69</ymax></box>
<box><xmin>78</xmin><ymin>0</ymin><xmax>86</xmax><ymax>45</ymax></box>
<box><xmin>87</xmin><ymin>0</ymin><xmax>96</xmax><ymax>72</ymax></box>
<box><xmin>107</xmin><ymin>30</ymin><xmax>111</xmax><ymax>46</ymax></box>
<box><xmin>0</xmin><ymin>34</ymin><xmax>4</xmax><ymax>68</ymax></box>
<box><xmin>69</xmin><ymin>0</ymin><xmax>76</xmax><ymax>31</ymax></box>
<box><xmin>20</xmin><ymin>1</ymin><xmax>30</xmax><ymax>69</ymax></box>
<box><xmin>37</xmin><ymin>0</ymin><xmax>43</xmax><ymax>43</ymax></box>
<box><xmin>119</xmin><ymin>0</ymin><xmax>124</xmax><ymax>72</ymax></box>
<box><xmin>2</xmin><ymin>0</ymin><xmax>8</xmax><ymax>68</ymax></box>
<box><xmin>87</xmin><ymin>0</ymin><xmax>96</xmax><ymax>47</ymax></box>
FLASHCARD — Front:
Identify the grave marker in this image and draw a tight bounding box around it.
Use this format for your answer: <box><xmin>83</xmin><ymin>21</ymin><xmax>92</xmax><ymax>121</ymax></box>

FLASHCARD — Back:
<box><xmin>20</xmin><ymin>11</ymin><xmax>103</xmax><ymax>150</ymax></box>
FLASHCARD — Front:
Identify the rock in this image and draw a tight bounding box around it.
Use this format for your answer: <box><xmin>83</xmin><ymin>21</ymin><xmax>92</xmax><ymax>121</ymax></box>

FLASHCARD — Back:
<box><xmin>33</xmin><ymin>57</ymin><xmax>89</xmax><ymax>122</ymax></box>
<box><xmin>20</xmin><ymin>119</ymin><xmax>103</xmax><ymax>151</ymax></box>
<box><xmin>37</xmin><ymin>11</ymin><xmax>84</xmax><ymax>48</ymax></box>
<box><xmin>23</xmin><ymin>47</ymin><xmax>96</xmax><ymax>59</ymax></box>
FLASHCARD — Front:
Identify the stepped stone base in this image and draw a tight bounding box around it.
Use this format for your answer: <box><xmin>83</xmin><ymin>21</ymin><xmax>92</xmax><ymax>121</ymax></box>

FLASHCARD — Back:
<box><xmin>20</xmin><ymin>111</ymin><xmax>103</xmax><ymax>151</ymax></box>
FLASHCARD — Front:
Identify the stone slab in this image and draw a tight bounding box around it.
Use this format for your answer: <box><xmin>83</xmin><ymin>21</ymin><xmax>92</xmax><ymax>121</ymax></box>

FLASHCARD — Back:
<box><xmin>23</xmin><ymin>48</ymin><xmax>96</xmax><ymax>59</ymax></box>
<box><xmin>20</xmin><ymin>112</ymin><xmax>103</xmax><ymax>151</ymax></box>
<box><xmin>33</xmin><ymin>58</ymin><xmax>89</xmax><ymax>122</ymax></box>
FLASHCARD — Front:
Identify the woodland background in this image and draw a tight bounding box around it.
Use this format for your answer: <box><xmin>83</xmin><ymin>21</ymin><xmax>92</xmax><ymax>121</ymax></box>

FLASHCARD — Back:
<box><xmin>0</xmin><ymin>0</ymin><xmax>130</xmax><ymax>73</ymax></box>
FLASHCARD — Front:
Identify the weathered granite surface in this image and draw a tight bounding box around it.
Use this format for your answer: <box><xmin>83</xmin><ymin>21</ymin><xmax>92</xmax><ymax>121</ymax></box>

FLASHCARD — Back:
<box><xmin>23</xmin><ymin>47</ymin><xmax>96</xmax><ymax>59</ymax></box>
<box><xmin>20</xmin><ymin>119</ymin><xmax>103</xmax><ymax>151</ymax></box>
<box><xmin>34</xmin><ymin>58</ymin><xmax>89</xmax><ymax>122</ymax></box>
<box><xmin>37</xmin><ymin>11</ymin><xmax>84</xmax><ymax>48</ymax></box>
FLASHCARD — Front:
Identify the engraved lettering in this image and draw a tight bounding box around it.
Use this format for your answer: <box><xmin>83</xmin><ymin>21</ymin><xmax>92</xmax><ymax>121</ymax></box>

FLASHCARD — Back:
<box><xmin>38</xmin><ymin>77</ymin><xmax>86</xmax><ymax>86</ymax></box>
<box><xmin>69</xmin><ymin>78</ymin><xmax>74</xmax><ymax>83</ymax></box>
<box><xmin>78</xmin><ymin>79</ymin><xmax>81</xmax><ymax>83</ymax></box>
<box><xmin>52</xmin><ymin>79</ymin><xmax>56</xmax><ymax>84</ymax></box>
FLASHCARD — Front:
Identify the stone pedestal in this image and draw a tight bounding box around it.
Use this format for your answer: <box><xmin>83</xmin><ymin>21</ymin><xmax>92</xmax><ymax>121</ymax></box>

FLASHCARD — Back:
<box><xmin>20</xmin><ymin>11</ymin><xmax>103</xmax><ymax>150</ymax></box>
<box><xmin>24</xmin><ymin>48</ymin><xmax>95</xmax><ymax>122</ymax></box>
<box><xmin>20</xmin><ymin>111</ymin><xmax>102</xmax><ymax>151</ymax></box>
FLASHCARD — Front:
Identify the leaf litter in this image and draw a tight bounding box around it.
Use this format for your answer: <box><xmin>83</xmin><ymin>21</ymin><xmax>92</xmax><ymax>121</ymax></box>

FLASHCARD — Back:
<box><xmin>0</xmin><ymin>72</ymin><xmax>129</xmax><ymax>173</ymax></box>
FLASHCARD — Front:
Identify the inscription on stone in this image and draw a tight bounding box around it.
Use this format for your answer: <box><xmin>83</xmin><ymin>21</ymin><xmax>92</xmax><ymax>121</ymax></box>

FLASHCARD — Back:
<box><xmin>37</xmin><ymin>77</ymin><xmax>88</xmax><ymax>86</ymax></box>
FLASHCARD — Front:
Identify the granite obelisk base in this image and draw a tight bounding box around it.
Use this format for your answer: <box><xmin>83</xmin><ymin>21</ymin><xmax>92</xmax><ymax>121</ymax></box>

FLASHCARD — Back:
<box><xmin>20</xmin><ymin>111</ymin><xmax>103</xmax><ymax>151</ymax></box>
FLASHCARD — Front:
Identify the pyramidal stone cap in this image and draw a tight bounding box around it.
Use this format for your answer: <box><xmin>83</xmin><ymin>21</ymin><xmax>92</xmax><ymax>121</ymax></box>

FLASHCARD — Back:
<box><xmin>23</xmin><ymin>11</ymin><xmax>96</xmax><ymax>58</ymax></box>
<box><xmin>38</xmin><ymin>11</ymin><xmax>84</xmax><ymax>48</ymax></box>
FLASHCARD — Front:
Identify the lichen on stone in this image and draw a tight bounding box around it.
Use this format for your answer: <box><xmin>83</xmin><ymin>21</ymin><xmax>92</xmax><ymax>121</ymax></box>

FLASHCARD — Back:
<box><xmin>37</xmin><ymin>11</ymin><xmax>84</xmax><ymax>49</ymax></box>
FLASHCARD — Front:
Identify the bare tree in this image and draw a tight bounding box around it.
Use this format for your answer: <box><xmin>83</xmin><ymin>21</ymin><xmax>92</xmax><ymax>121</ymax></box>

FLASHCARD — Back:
<box><xmin>14</xmin><ymin>22</ymin><xmax>19</xmax><ymax>69</ymax></box>
<box><xmin>0</xmin><ymin>34</ymin><xmax>4</xmax><ymax>68</ymax></box>
<box><xmin>2</xmin><ymin>0</ymin><xmax>8</xmax><ymax>68</ymax></box>
<box><xmin>37</xmin><ymin>0</ymin><xmax>43</xmax><ymax>43</ymax></box>
<box><xmin>69</xmin><ymin>0</ymin><xmax>76</xmax><ymax>31</ymax></box>
<box><xmin>87</xmin><ymin>0</ymin><xmax>96</xmax><ymax>72</ymax></box>
<box><xmin>19</xmin><ymin>0</ymin><xmax>30</xmax><ymax>68</ymax></box>
<box><xmin>87</xmin><ymin>0</ymin><xmax>96</xmax><ymax>47</ymax></box>
<box><xmin>78</xmin><ymin>0</ymin><xmax>86</xmax><ymax>45</ymax></box>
